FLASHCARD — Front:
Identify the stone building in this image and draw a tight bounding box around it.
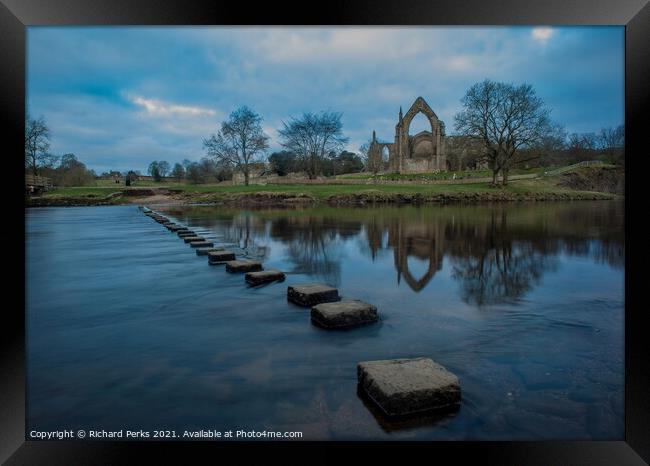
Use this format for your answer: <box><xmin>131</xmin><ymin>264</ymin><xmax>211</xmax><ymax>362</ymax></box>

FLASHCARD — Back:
<box><xmin>368</xmin><ymin>97</ymin><xmax>448</xmax><ymax>173</ymax></box>
<box><xmin>368</xmin><ymin>96</ymin><xmax>490</xmax><ymax>173</ymax></box>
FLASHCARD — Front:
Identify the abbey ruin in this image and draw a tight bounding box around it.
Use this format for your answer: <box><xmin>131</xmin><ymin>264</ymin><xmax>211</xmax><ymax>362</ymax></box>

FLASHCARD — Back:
<box><xmin>368</xmin><ymin>96</ymin><xmax>486</xmax><ymax>173</ymax></box>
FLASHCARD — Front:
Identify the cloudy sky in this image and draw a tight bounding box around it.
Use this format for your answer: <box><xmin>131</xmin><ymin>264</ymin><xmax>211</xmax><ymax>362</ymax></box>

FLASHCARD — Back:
<box><xmin>27</xmin><ymin>26</ymin><xmax>624</xmax><ymax>174</ymax></box>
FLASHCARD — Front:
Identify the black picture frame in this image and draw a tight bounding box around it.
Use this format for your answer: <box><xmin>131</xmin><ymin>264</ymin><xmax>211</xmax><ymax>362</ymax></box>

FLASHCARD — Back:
<box><xmin>3</xmin><ymin>0</ymin><xmax>648</xmax><ymax>463</ymax></box>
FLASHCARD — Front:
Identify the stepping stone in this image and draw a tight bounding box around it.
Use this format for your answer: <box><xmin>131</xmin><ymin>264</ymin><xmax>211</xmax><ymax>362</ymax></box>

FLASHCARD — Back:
<box><xmin>311</xmin><ymin>299</ymin><xmax>378</xmax><ymax>329</ymax></box>
<box><xmin>196</xmin><ymin>247</ymin><xmax>224</xmax><ymax>256</ymax></box>
<box><xmin>357</xmin><ymin>358</ymin><xmax>461</xmax><ymax>418</ymax></box>
<box><xmin>183</xmin><ymin>236</ymin><xmax>204</xmax><ymax>243</ymax></box>
<box><xmin>178</xmin><ymin>231</ymin><xmax>195</xmax><ymax>237</ymax></box>
<box><xmin>208</xmin><ymin>250</ymin><xmax>236</xmax><ymax>264</ymax></box>
<box><xmin>245</xmin><ymin>269</ymin><xmax>286</xmax><ymax>285</ymax></box>
<box><xmin>225</xmin><ymin>260</ymin><xmax>263</xmax><ymax>273</ymax></box>
<box><xmin>168</xmin><ymin>225</ymin><xmax>186</xmax><ymax>231</ymax></box>
<box><xmin>287</xmin><ymin>283</ymin><xmax>340</xmax><ymax>307</ymax></box>
<box><xmin>190</xmin><ymin>240</ymin><xmax>214</xmax><ymax>248</ymax></box>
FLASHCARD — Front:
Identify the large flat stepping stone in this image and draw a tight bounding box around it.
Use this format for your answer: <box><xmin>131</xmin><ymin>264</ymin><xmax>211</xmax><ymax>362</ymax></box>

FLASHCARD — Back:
<box><xmin>190</xmin><ymin>240</ymin><xmax>214</xmax><ymax>248</ymax></box>
<box><xmin>311</xmin><ymin>299</ymin><xmax>378</xmax><ymax>329</ymax></box>
<box><xmin>178</xmin><ymin>231</ymin><xmax>196</xmax><ymax>237</ymax></box>
<box><xmin>196</xmin><ymin>247</ymin><xmax>224</xmax><ymax>256</ymax></box>
<box><xmin>183</xmin><ymin>236</ymin><xmax>204</xmax><ymax>243</ymax></box>
<box><xmin>208</xmin><ymin>250</ymin><xmax>236</xmax><ymax>264</ymax></box>
<box><xmin>225</xmin><ymin>260</ymin><xmax>263</xmax><ymax>273</ymax></box>
<box><xmin>168</xmin><ymin>225</ymin><xmax>186</xmax><ymax>231</ymax></box>
<box><xmin>287</xmin><ymin>283</ymin><xmax>340</xmax><ymax>307</ymax></box>
<box><xmin>245</xmin><ymin>269</ymin><xmax>285</xmax><ymax>285</ymax></box>
<box><xmin>357</xmin><ymin>358</ymin><xmax>461</xmax><ymax>418</ymax></box>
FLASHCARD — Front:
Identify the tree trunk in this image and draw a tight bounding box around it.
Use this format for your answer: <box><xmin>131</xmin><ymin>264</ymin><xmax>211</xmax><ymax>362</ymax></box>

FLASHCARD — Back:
<box><xmin>492</xmin><ymin>168</ymin><xmax>498</xmax><ymax>186</ymax></box>
<box><xmin>502</xmin><ymin>168</ymin><xmax>509</xmax><ymax>186</ymax></box>
<box><xmin>31</xmin><ymin>152</ymin><xmax>38</xmax><ymax>177</ymax></box>
<box><xmin>244</xmin><ymin>167</ymin><xmax>250</xmax><ymax>186</ymax></box>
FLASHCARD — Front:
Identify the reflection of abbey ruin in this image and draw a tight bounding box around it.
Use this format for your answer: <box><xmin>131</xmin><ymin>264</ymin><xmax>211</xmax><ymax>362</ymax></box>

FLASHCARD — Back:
<box><xmin>368</xmin><ymin>97</ymin><xmax>487</xmax><ymax>173</ymax></box>
<box><xmin>389</xmin><ymin>222</ymin><xmax>445</xmax><ymax>292</ymax></box>
<box><xmin>164</xmin><ymin>202</ymin><xmax>624</xmax><ymax>303</ymax></box>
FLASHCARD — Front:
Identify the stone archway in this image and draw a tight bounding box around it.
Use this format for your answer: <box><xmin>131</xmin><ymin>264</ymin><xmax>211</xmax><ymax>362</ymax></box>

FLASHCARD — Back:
<box><xmin>401</xmin><ymin>97</ymin><xmax>439</xmax><ymax>142</ymax></box>
<box><xmin>368</xmin><ymin>139</ymin><xmax>393</xmax><ymax>173</ymax></box>
<box><xmin>369</xmin><ymin>97</ymin><xmax>448</xmax><ymax>174</ymax></box>
<box><xmin>395</xmin><ymin>97</ymin><xmax>445</xmax><ymax>172</ymax></box>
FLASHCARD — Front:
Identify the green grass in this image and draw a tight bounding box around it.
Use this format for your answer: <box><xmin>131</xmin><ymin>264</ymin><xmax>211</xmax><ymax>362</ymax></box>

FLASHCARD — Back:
<box><xmin>340</xmin><ymin>166</ymin><xmax>554</xmax><ymax>181</ymax></box>
<box><xmin>95</xmin><ymin>179</ymin><xmax>187</xmax><ymax>187</ymax></box>
<box><xmin>176</xmin><ymin>182</ymin><xmax>517</xmax><ymax>198</ymax></box>
<box><xmin>181</xmin><ymin>179</ymin><xmax>599</xmax><ymax>200</ymax></box>
<box><xmin>42</xmin><ymin>186</ymin><xmax>124</xmax><ymax>197</ymax></box>
<box><xmin>39</xmin><ymin>163</ymin><xmax>616</xmax><ymax>202</ymax></box>
<box><xmin>43</xmin><ymin>179</ymin><xmax>585</xmax><ymax>199</ymax></box>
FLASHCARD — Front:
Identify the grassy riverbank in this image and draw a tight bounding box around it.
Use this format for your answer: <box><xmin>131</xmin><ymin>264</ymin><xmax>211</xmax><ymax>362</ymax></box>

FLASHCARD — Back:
<box><xmin>27</xmin><ymin>173</ymin><xmax>619</xmax><ymax>207</ymax></box>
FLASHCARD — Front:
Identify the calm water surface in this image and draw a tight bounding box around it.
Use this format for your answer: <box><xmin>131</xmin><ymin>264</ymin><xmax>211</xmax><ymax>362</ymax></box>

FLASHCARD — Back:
<box><xmin>26</xmin><ymin>201</ymin><xmax>624</xmax><ymax>440</ymax></box>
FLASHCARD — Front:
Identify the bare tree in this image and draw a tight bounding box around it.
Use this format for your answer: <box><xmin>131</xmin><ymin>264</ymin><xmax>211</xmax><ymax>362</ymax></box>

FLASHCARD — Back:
<box><xmin>203</xmin><ymin>106</ymin><xmax>269</xmax><ymax>186</ymax></box>
<box><xmin>567</xmin><ymin>132</ymin><xmax>598</xmax><ymax>163</ymax></box>
<box><xmin>148</xmin><ymin>161</ymin><xmax>162</xmax><ymax>182</ymax></box>
<box><xmin>598</xmin><ymin>125</ymin><xmax>625</xmax><ymax>164</ymax></box>
<box><xmin>358</xmin><ymin>142</ymin><xmax>371</xmax><ymax>171</ymax></box>
<box><xmin>535</xmin><ymin>122</ymin><xmax>568</xmax><ymax>167</ymax></box>
<box><xmin>171</xmin><ymin>163</ymin><xmax>185</xmax><ymax>182</ymax></box>
<box><xmin>25</xmin><ymin>115</ymin><xmax>53</xmax><ymax>176</ymax></box>
<box><xmin>157</xmin><ymin>161</ymin><xmax>171</xmax><ymax>178</ymax></box>
<box><xmin>454</xmin><ymin>79</ymin><xmax>551</xmax><ymax>185</ymax></box>
<box><xmin>278</xmin><ymin>111</ymin><xmax>349</xmax><ymax>179</ymax></box>
<box><xmin>359</xmin><ymin>140</ymin><xmax>384</xmax><ymax>174</ymax></box>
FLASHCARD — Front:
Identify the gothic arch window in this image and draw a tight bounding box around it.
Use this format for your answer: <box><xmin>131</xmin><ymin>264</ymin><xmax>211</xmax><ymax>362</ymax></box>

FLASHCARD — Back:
<box><xmin>408</xmin><ymin>112</ymin><xmax>431</xmax><ymax>136</ymax></box>
<box><xmin>381</xmin><ymin>146</ymin><xmax>390</xmax><ymax>163</ymax></box>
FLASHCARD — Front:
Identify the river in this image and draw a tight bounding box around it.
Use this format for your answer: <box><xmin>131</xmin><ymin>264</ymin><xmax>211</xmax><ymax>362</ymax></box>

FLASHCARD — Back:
<box><xmin>26</xmin><ymin>201</ymin><xmax>624</xmax><ymax>440</ymax></box>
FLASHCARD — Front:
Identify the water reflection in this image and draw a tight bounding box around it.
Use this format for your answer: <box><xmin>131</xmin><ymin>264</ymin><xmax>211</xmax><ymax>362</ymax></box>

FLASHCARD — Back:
<box><xmin>162</xmin><ymin>201</ymin><xmax>623</xmax><ymax>304</ymax></box>
<box><xmin>27</xmin><ymin>202</ymin><xmax>625</xmax><ymax>439</ymax></box>
<box><xmin>269</xmin><ymin>217</ymin><xmax>360</xmax><ymax>286</ymax></box>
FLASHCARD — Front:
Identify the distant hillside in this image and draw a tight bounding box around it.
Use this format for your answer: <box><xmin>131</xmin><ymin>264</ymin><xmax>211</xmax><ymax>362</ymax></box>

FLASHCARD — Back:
<box><xmin>556</xmin><ymin>166</ymin><xmax>624</xmax><ymax>194</ymax></box>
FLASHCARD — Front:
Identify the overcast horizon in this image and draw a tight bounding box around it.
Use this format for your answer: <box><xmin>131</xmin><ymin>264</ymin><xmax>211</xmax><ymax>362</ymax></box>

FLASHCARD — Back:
<box><xmin>27</xmin><ymin>26</ymin><xmax>624</xmax><ymax>174</ymax></box>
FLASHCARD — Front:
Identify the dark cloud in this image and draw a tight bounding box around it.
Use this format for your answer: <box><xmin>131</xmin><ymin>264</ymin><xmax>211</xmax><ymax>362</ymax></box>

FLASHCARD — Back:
<box><xmin>27</xmin><ymin>26</ymin><xmax>624</xmax><ymax>173</ymax></box>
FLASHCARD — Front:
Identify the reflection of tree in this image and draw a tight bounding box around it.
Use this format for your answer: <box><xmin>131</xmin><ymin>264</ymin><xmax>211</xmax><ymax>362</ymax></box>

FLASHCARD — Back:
<box><xmin>270</xmin><ymin>217</ymin><xmax>360</xmax><ymax>286</ymax></box>
<box><xmin>560</xmin><ymin>238</ymin><xmax>624</xmax><ymax>269</ymax></box>
<box><xmin>161</xmin><ymin>201</ymin><xmax>623</xmax><ymax>301</ymax></box>
<box><xmin>451</xmin><ymin>241</ymin><xmax>557</xmax><ymax>306</ymax></box>
<box><xmin>220</xmin><ymin>212</ymin><xmax>269</xmax><ymax>260</ymax></box>
<box><xmin>448</xmin><ymin>210</ymin><xmax>559</xmax><ymax>306</ymax></box>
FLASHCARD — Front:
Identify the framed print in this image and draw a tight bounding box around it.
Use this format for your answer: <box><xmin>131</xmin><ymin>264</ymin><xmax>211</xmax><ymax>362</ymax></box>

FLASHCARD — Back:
<box><xmin>2</xmin><ymin>0</ymin><xmax>648</xmax><ymax>463</ymax></box>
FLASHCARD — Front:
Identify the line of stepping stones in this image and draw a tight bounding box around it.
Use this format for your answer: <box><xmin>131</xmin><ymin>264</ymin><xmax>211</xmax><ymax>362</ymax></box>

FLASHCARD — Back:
<box><xmin>140</xmin><ymin>206</ymin><xmax>461</xmax><ymax>419</ymax></box>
